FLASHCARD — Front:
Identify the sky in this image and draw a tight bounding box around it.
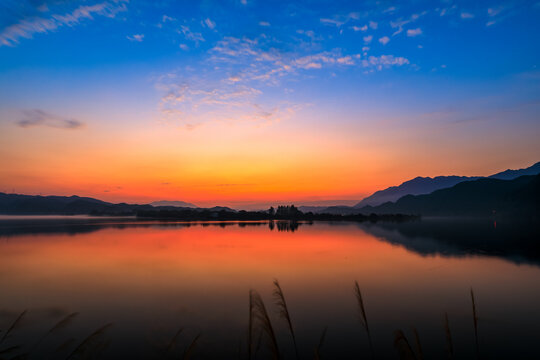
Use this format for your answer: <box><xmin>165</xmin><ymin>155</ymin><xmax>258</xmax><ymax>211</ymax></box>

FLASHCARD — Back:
<box><xmin>0</xmin><ymin>0</ymin><xmax>539</xmax><ymax>209</ymax></box>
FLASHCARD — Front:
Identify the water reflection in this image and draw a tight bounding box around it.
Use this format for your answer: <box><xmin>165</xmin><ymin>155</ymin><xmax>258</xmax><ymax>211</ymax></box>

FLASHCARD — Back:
<box><xmin>0</xmin><ymin>217</ymin><xmax>539</xmax><ymax>359</ymax></box>
<box><xmin>1</xmin><ymin>217</ymin><xmax>538</xmax><ymax>266</ymax></box>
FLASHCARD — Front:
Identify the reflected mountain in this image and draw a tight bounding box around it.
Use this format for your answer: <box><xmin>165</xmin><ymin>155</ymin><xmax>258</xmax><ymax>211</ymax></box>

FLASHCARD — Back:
<box><xmin>359</xmin><ymin>218</ymin><xmax>540</xmax><ymax>266</ymax></box>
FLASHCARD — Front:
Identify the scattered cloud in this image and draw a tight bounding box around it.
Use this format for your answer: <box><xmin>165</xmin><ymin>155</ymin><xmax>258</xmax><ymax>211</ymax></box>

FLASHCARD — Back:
<box><xmin>259</xmin><ymin>21</ymin><xmax>270</xmax><ymax>27</ymax></box>
<box><xmin>162</xmin><ymin>15</ymin><xmax>175</xmax><ymax>22</ymax></box>
<box><xmin>379</xmin><ymin>36</ymin><xmax>390</xmax><ymax>45</ymax></box>
<box><xmin>179</xmin><ymin>43</ymin><xmax>189</xmax><ymax>50</ymax></box>
<box><xmin>0</xmin><ymin>1</ymin><xmax>128</xmax><ymax>47</ymax></box>
<box><xmin>179</xmin><ymin>25</ymin><xmax>204</xmax><ymax>44</ymax></box>
<box><xmin>16</xmin><ymin>109</ymin><xmax>84</xmax><ymax>129</ymax></box>
<box><xmin>127</xmin><ymin>34</ymin><xmax>144</xmax><ymax>42</ymax></box>
<box><xmin>460</xmin><ymin>12</ymin><xmax>474</xmax><ymax>19</ymax></box>
<box><xmin>369</xmin><ymin>21</ymin><xmax>378</xmax><ymax>29</ymax></box>
<box><xmin>363</xmin><ymin>35</ymin><xmax>373</xmax><ymax>44</ymax></box>
<box><xmin>361</xmin><ymin>55</ymin><xmax>410</xmax><ymax>71</ymax></box>
<box><xmin>407</xmin><ymin>28</ymin><xmax>422</xmax><ymax>37</ymax></box>
<box><xmin>351</xmin><ymin>25</ymin><xmax>368</xmax><ymax>32</ymax></box>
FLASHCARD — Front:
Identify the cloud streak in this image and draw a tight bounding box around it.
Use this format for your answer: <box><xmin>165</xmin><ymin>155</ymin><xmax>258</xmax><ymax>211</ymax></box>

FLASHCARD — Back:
<box><xmin>0</xmin><ymin>1</ymin><xmax>128</xmax><ymax>47</ymax></box>
<box><xmin>17</xmin><ymin>109</ymin><xmax>85</xmax><ymax>129</ymax></box>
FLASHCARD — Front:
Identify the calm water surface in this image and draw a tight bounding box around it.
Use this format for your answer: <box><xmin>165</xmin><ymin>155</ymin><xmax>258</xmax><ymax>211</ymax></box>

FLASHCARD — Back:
<box><xmin>0</xmin><ymin>217</ymin><xmax>539</xmax><ymax>359</ymax></box>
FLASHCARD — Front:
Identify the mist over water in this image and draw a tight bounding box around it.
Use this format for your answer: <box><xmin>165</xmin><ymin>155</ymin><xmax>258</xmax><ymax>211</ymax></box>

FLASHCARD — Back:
<box><xmin>0</xmin><ymin>217</ymin><xmax>539</xmax><ymax>359</ymax></box>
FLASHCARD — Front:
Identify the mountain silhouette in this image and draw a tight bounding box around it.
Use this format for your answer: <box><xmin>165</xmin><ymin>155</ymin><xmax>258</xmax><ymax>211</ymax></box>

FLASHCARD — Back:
<box><xmin>0</xmin><ymin>193</ymin><xmax>203</xmax><ymax>215</ymax></box>
<box><xmin>357</xmin><ymin>174</ymin><xmax>540</xmax><ymax>218</ymax></box>
<box><xmin>354</xmin><ymin>161</ymin><xmax>540</xmax><ymax>207</ymax></box>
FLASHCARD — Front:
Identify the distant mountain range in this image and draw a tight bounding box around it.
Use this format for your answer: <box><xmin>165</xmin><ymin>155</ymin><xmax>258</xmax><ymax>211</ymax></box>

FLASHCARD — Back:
<box><xmin>150</xmin><ymin>200</ymin><xmax>197</xmax><ymax>208</ymax></box>
<box><xmin>355</xmin><ymin>161</ymin><xmax>540</xmax><ymax>207</ymax></box>
<box><xmin>1</xmin><ymin>161</ymin><xmax>538</xmax><ymax>218</ymax></box>
<box><xmin>0</xmin><ymin>193</ymin><xmax>205</xmax><ymax>215</ymax></box>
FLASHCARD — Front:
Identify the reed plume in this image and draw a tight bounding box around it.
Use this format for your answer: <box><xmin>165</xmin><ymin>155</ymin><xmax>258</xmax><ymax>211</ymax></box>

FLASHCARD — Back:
<box><xmin>251</xmin><ymin>290</ymin><xmax>280</xmax><ymax>360</ymax></box>
<box><xmin>182</xmin><ymin>333</ymin><xmax>201</xmax><ymax>360</ymax></box>
<box><xmin>32</xmin><ymin>312</ymin><xmax>79</xmax><ymax>352</ymax></box>
<box><xmin>470</xmin><ymin>288</ymin><xmax>479</xmax><ymax>359</ymax></box>
<box><xmin>444</xmin><ymin>313</ymin><xmax>453</xmax><ymax>360</ymax></box>
<box><xmin>272</xmin><ymin>279</ymin><xmax>299</xmax><ymax>359</ymax></box>
<box><xmin>412</xmin><ymin>327</ymin><xmax>423</xmax><ymax>360</ymax></box>
<box><xmin>0</xmin><ymin>310</ymin><xmax>27</xmax><ymax>345</ymax></box>
<box><xmin>65</xmin><ymin>323</ymin><xmax>112</xmax><ymax>360</ymax></box>
<box><xmin>313</xmin><ymin>326</ymin><xmax>327</xmax><ymax>360</ymax></box>
<box><xmin>354</xmin><ymin>281</ymin><xmax>373</xmax><ymax>358</ymax></box>
<box><xmin>393</xmin><ymin>330</ymin><xmax>416</xmax><ymax>360</ymax></box>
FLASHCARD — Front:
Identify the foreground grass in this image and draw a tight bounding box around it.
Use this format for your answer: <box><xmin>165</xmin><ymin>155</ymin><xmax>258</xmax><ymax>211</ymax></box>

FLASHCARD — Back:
<box><xmin>0</xmin><ymin>282</ymin><xmax>483</xmax><ymax>360</ymax></box>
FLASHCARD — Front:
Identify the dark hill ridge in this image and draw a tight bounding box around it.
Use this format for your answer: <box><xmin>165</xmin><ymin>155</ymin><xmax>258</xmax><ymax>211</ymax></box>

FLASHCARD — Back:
<box><xmin>358</xmin><ymin>174</ymin><xmax>540</xmax><ymax>218</ymax></box>
<box><xmin>0</xmin><ymin>193</ymin><xmax>200</xmax><ymax>215</ymax></box>
<box><xmin>354</xmin><ymin>161</ymin><xmax>540</xmax><ymax>208</ymax></box>
<box><xmin>0</xmin><ymin>193</ymin><xmax>155</xmax><ymax>215</ymax></box>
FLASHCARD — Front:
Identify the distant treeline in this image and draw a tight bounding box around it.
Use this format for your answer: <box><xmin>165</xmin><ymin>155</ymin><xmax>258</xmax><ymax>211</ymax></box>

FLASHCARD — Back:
<box><xmin>136</xmin><ymin>205</ymin><xmax>418</xmax><ymax>222</ymax></box>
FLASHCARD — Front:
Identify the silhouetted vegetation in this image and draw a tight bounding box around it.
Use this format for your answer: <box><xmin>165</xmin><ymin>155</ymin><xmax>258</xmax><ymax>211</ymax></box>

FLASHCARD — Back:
<box><xmin>136</xmin><ymin>206</ymin><xmax>418</xmax><ymax>223</ymax></box>
<box><xmin>0</xmin><ymin>282</ymin><xmax>492</xmax><ymax>359</ymax></box>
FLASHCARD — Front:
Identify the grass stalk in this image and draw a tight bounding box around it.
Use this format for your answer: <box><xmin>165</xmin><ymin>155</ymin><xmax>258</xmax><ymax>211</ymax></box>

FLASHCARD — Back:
<box><xmin>444</xmin><ymin>313</ymin><xmax>453</xmax><ymax>360</ymax></box>
<box><xmin>471</xmin><ymin>288</ymin><xmax>479</xmax><ymax>359</ymax></box>
<box><xmin>393</xmin><ymin>330</ymin><xmax>416</xmax><ymax>360</ymax></box>
<box><xmin>273</xmin><ymin>279</ymin><xmax>299</xmax><ymax>360</ymax></box>
<box><xmin>354</xmin><ymin>281</ymin><xmax>374</xmax><ymax>359</ymax></box>
<box><xmin>182</xmin><ymin>333</ymin><xmax>201</xmax><ymax>360</ymax></box>
<box><xmin>412</xmin><ymin>327</ymin><xmax>423</xmax><ymax>360</ymax></box>
<box><xmin>65</xmin><ymin>323</ymin><xmax>112</xmax><ymax>360</ymax></box>
<box><xmin>313</xmin><ymin>326</ymin><xmax>327</xmax><ymax>360</ymax></box>
<box><xmin>248</xmin><ymin>289</ymin><xmax>254</xmax><ymax>360</ymax></box>
<box><xmin>0</xmin><ymin>310</ymin><xmax>27</xmax><ymax>345</ymax></box>
<box><xmin>32</xmin><ymin>312</ymin><xmax>79</xmax><ymax>352</ymax></box>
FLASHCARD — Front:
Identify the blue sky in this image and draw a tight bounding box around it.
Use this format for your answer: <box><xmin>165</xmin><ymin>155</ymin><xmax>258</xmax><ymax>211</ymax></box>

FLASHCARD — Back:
<box><xmin>0</xmin><ymin>0</ymin><xmax>539</xmax><ymax>206</ymax></box>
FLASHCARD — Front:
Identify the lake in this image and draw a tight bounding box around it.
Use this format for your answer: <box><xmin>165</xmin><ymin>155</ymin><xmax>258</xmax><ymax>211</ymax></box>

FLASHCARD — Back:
<box><xmin>0</xmin><ymin>217</ymin><xmax>539</xmax><ymax>359</ymax></box>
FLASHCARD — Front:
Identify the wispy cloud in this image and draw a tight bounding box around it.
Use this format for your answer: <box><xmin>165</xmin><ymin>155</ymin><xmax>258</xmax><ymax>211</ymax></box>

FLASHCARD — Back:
<box><xmin>17</xmin><ymin>109</ymin><xmax>85</xmax><ymax>129</ymax></box>
<box><xmin>390</xmin><ymin>12</ymin><xmax>427</xmax><ymax>36</ymax></box>
<box><xmin>259</xmin><ymin>21</ymin><xmax>270</xmax><ymax>27</ymax></box>
<box><xmin>460</xmin><ymin>12</ymin><xmax>475</xmax><ymax>19</ymax></box>
<box><xmin>485</xmin><ymin>5</ymin><xmax>515</xmax><ymax>26</ymax></box>
<box><xmin>320</xmin><ymin>12</ymin><xmax>360</xmax><ymax>27</ymax></box>
<box><xmin>204</xmin><ymin>18</ymin><xmax>216</xmax><ymax>29</ymax></box>
<box><xmin>0</xmin><ymin>1</ymin><xmax>128</xmax><ymax>47</ymax></box>
<box><xmin>127</xmin><ymin>34</ymin><xmax>144</xmax><ymax>42</ymax></box>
